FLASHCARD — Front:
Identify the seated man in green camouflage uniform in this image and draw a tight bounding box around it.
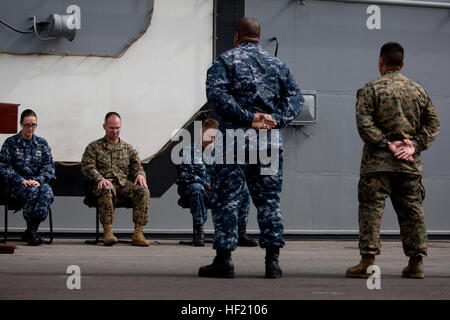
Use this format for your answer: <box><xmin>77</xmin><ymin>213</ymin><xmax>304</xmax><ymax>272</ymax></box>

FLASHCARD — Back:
<box><xmin>81</xmin><ymin>112</ymin><xmax>150</xmax><ymax>246</ymax></box>
<box><xmin>347</xmin><ymin>42</ymin><xmax>440</xmax><ymax>279</ymax></box>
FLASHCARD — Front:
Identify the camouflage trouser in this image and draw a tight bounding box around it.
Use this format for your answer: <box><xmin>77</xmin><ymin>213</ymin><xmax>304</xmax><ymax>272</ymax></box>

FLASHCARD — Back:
<box><xmin>6</xmin><ymin>183</ymin><xmax>54</xmax><ymax>222</ymax></box>
<box><xmin>238</xmin><ymin>185</ymin><xmax>251</xmax><ymax>227</ymax></box>
<box><xmin>210</xmin><ymin>154</ymin><xmax>284</xmax><ymax>251</ymax></box>
<box><xmin>186</xmin><ymin>183</ymin><xmax>209</xmax><ymax>226</ymax></box>
<box><xmin>186</xmin><ymin>183</ymin><xmax>250</xmax><ymax>227</ymax></box>
<box><xmin>358</xmin><ymin>172</ymin><xmax>427</xmax><ymax>257</ymax></box>
<box><xmin>91</xmin><ymin>180</ymin><xmax>150</xmax><ymax>225</ymax></box>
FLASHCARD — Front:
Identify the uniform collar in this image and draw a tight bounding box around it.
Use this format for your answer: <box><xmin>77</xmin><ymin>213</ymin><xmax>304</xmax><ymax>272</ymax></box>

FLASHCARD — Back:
<box><xmin>102</xmin><ymin>136</ymin><xmax>124</xmax><ymax>147</ymax></box>
<box><xmin>16</xmin><ymin>131</ymin><xmax>38</xmax><ymax>147</ymax></box>
<box><xmin>383</xmin><ymin>70</ymin><xmax>401</xmax><ymax>76</ymax></box>
<box><xmin>237</xmin><ymin>41</ymin><xmax>259</xmax><ymax>48</ymax></box>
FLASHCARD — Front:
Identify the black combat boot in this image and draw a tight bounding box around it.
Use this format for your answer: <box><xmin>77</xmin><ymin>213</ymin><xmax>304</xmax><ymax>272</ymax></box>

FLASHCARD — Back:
<box><xmin>23</xmin><ymin>219</ymin><xmax>42</xmax><ymax>246</ymax></box>
<box><xmin>193</xmin><ymin>224</ymin><xmax>205</xmax><ymax>247</ymax></box>
<box><xmin>32</xmin><ymin>218</ymin><xmax>44</xmax><ymax>244</ymax></box>
<box><xmin>237</xmin><ymin>224</ymin><xmax>258</xmax><ymax>247</ymax></box>
<box><xmin>265</xmin><ymin>247</ymin><xmax>282</xmax><ymax>279</ymax></box>
<box><xmin>198</xmin><ymin>248</ymin><xmax>235</xmax><ymax>278</ymax></box>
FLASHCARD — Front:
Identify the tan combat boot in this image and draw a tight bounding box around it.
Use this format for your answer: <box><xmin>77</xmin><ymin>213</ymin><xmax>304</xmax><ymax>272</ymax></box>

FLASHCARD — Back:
<box><xmin>346</xmin><ymin>254</ymin><xmax>375</xmax><ymax>278</ymax></box>
<box><xmin>132</xmin><ymin>224</ymin><xmax>149</xmax><ymax>247</ymax></box>
<box><xmin>103</xmin><ymin>224</ymin><xmax>118</xmax><ymax>246</ymax></box>
<box><xmin>402</xmin><ymin>256</ymin><xmax>424</xmax><ymax>279</ymax></box>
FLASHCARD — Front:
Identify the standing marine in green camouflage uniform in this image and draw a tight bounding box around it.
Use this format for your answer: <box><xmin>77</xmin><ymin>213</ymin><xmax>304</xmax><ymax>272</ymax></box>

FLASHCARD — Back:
<box><xmin>81</xmin><ymin>112</ymin><xmax>150</xmax><ymax>246</ymax></box>
<box><xmin>347</xmin><ymin>42</ymin><xmax>440</xmax><ymax>279</ymax></box>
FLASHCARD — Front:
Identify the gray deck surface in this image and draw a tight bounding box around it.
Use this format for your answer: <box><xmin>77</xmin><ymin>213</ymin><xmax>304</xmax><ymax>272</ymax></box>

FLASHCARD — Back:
<box><xmin>1</xmin><ymin>238</ymin><xmax>449</xmax><ymax>300</ymax></box>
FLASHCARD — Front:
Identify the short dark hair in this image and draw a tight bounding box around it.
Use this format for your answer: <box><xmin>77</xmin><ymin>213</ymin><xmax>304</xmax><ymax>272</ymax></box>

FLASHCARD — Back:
<box><xmin>380</xmin><ymin>42</ymin><xmax>404</xmax><ymax>67</ymax></box>
<box><xmin>235</xmin><ymin>17</ymin><xmax>260</xmax><ymax>39</ymax></box>
<box><xmin>104</xmin><ymin>112</ymin><xmax>121</xmax><ymax>123</ymax></box>
<box><xmin>202</xmin><ymin>118</ymin><xmax>219</xmax><ymax>131</ymax></box>
<box><xmin>20</xmin><ymin>109</ymin><xmax>37</xmax><ymax>123</ymax></box>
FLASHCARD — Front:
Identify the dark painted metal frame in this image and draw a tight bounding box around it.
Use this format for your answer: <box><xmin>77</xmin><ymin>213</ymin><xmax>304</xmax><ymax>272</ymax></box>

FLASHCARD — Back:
<box><xmin>83</xmin><ymin>196</ymin><xmax>134</xmax><ymax>245</ymax></box>
<box><xmin>1</xmin><ymin>197</ymin><xmax>53</xmax><ymax>244</ymax></box>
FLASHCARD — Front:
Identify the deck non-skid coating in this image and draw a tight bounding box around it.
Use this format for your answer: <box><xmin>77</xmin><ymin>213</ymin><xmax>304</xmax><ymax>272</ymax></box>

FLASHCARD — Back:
<box><xmin>1</xmin><ymin>239</ymin><xmax>449</xmax><ymax>300</ymax></box>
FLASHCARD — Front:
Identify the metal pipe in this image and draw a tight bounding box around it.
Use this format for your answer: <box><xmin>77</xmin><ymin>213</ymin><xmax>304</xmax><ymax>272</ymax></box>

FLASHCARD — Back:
<box><xmin>313</xmin><ymin>0</ymin><xmax>450</xmax><ymax>9</ymax></box>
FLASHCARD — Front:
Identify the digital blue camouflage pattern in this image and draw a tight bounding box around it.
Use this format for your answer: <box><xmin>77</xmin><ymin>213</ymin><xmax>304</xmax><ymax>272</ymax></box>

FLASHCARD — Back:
<box><xmin>185</xmin><ymin>181</ymin><xmax>252</xmax><ymax>226</ymax></box>
<box><xmin>206</xmin><ymin>41</ymin><xmax>304</xmax><ymax>150</ymax></box>
<box><xmin>210</xmin><ymin>157</ymin><xmax>284</xmax><ymax>250</ymax></box>
<box><xmin>0</xmin><ymin>132</ymin><xmax>55</xmax><ymax>221</ymax></box>
<box><xmin>179</xmin><ymin>143</ymin><xmax>212</xmax><ymax>190</ymax></box>
<box><xmin>179</xmin><ymin>143</ymin><xmax>213</xmax><ymax>225</ymax></box>
<box><xmin>206</xmin><ymin>41</ymin><xmax>303</xmax><ymax>250</ymax></box>
<box><xmin>179</xmin><ymin>143</ymin><xmax>252</xmax><ymax>226</ymax></box>
<box><xmin>185</xmin><ymin>183</ymin><xmax>209</xmax><ymax>225</ymax></box>
<box><xmin>237</xmin><ymin>185</ymin><xmax>250</xmax><ymax>227</ymax></box>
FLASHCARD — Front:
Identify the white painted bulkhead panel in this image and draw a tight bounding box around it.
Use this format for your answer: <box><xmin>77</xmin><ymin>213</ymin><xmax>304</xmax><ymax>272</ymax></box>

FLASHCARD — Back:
<box><xmin>0</xmin><ymin>0</ymin><xmax>213</xmax><ymax>162</ymax></box>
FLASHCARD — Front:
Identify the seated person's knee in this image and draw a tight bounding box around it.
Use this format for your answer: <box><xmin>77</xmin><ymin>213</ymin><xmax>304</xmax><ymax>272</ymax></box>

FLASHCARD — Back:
<box><xmin>187</xmin><ymin>183</ymin><xmax>204</xmax><ymax>195</ymax></box>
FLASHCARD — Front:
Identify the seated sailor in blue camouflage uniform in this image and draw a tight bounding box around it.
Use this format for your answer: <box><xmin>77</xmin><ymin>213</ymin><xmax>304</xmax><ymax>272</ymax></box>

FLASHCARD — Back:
<box><xmin>0</xmin><ymin>109</ymin><xmax>55</xmax><ymax>246</ymax></box>
<box><xmin>178</xmin><ymin>119</ymin><xmax>257</xmax><ymax>247</ymax></box>
<box><xmin>199</xmin><ymin>17</ymin><xmax>304</xmax><ymax>279</ymax></box>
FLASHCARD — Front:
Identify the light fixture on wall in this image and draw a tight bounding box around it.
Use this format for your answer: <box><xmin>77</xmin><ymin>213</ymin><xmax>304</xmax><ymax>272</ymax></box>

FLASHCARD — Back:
<box><xmin>31</xmin><ymin>14</ymin><xmax>77</xmax><ymax>41</ymax></box>
<box><xmin>289</xmin><ymin>90</ymin><xmax>319</xmax><ymax>126</ymax></box>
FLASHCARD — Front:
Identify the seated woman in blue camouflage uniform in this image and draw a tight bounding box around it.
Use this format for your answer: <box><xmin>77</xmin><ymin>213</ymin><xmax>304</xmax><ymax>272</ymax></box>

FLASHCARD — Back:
<box><xmin>0</xmin><ymin>109</ymin><xmax>55</xmax><ymax>246</ymax></box>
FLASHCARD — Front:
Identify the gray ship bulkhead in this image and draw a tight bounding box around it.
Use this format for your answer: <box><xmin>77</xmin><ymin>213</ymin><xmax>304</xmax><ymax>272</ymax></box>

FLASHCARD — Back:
<box><xmin>1</xmin><ymin>0</ymin><xmax>449</xmax><ymax>236</ymax></box>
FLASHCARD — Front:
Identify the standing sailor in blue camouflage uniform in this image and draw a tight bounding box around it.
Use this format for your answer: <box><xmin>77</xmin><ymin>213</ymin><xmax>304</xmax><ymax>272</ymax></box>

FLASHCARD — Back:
<box><xmin>199</xmin><ymin>17</ymin><xmax>304</xmax><ymax>278</ymax></box>
<box><xmin>179</xmin><ymin>118</ymin><xmax>258</xmax><ymax>247</ymax></box>
<box><xmin>0</xmin><ymin>109</ymin><xmax>55</xmax><ymax>246</ymax></box>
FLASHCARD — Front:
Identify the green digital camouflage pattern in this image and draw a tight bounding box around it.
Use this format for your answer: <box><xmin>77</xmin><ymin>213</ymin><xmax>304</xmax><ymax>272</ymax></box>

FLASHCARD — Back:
<box><xmin>81</xmin><ymin>137</ymin><xmax>146</xmax><ymax>186</ymax></box>
<box><xmin>91</xmin><ymin>180</ymin><xmax>149</xmax><ymax>225</ymax></box>
<box><xmin>358</xmin><ymin>172</ymin><xmax>427</xmax><ymax>257</ymax></box>
<box><xmin>356</xmin><ymin>70</ymin><xmax>440</xmax><ymax>258</ymax></box>
<box><xmin>81</xmin><ymin>137</ymin><xmax>149</xmax><ymax>225</ymax></box>
<box><xmin>356</xmin><ymin>70</ymin><xmax>440</xmax><ymax>175</ymax></box>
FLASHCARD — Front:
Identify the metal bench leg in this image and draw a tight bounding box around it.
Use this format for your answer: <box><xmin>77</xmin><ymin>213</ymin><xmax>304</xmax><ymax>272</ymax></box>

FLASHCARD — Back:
<box><xmin>2</xmin><ymin>205</ymin><xmax>7</xmax><ymax>243</ymax></box>
<box><xmin>85</xmin><ymin>207</ymin><xmax>100</xmax><ymax>245</ymax></box>
<box><xmin>179</xmin><ymin>222</ymin><xmax>195</xmax><ymax>246</ymax></box>
<box><xmin>95</xmin><ymin>207</ymin><xmax>99</xmax><ymax>244</ymax></box>
<box><xmin>4</xmin><ymin>205</ymin><xmax>8</xmax><ymax>243</ymax></box>
<box><xmin>45</xmin><ymin>206</ymin><xmax>53</xmax><ymax>244</ymax></box>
